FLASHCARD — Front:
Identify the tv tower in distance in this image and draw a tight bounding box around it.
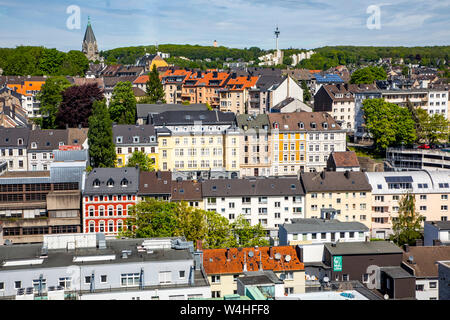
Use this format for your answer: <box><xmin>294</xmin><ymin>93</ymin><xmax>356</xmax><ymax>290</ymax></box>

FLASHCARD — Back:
<box><xmin>274</xmin><ymin>25</ymin><xmax>280</xmax><ymax>52</ymax></box>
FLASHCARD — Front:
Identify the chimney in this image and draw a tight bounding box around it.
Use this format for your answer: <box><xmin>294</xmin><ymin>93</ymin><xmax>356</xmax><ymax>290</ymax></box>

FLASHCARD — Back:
<box><xmin>403</xmin><ymin>244</ymin><xmax>409</xmax><ymax>252</ymax></box>
<box><xmin>226</xmin><ymin>248</ymin><xmax>231</xmax><ymax>261</ymax></box>
<box><xmin>344</xmin><ymin>170</ymin><xmax>350</xmax><ymax>179</ymax></box>
<box><xmin>269</xmin><ymin>246</ymin><xmax>274</xmax><ymax>259</ymax></box>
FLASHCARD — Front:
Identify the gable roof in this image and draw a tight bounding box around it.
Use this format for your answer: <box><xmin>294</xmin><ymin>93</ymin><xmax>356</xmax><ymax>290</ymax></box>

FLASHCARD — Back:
<box><xmin>112</xmin><ymin>124</ymin><xmax>156</xmax><ymax>145</ymax></box>
<box><xmin>136</xmin><ymin>103</ymin><xmax>209</xmax><ymax>119</ymax></box>
<box><xmin>0</xmin><ymin>127</ymin><xmax>30</xmax><ymax>147</ymax></box>
<box><xmin>268</xmin><ymin>112</ymin><xmax>342</xmax><ymax>132</ymax></box>
<box><xmin>28</xmin><ymin>129</ymin><xmax>68</xmax><ymax>151</ymax></box>
<box><xmin>402</xmin><ymin>246</ymin><xmax>450</xmax><ymax>278</ymax></box>
<box><xmin>171</xmin><ymin>180</ymin><xmax>202</xmax><ymax>201</ymax></box>
<box><xmin>329</xmin><ymin>151</ymin><xmax>360</xmax><ymax>168</ymax></box>
<box><xmin>301</xmin><ymin>171</ymin><xmax>372</xmax><ymax>192</ymax></box>
<box><xmin>282</xmin><ymin>218</ymin><xmax>369</xmax><ymax>234</ymax></box>
<box><xmin>151</xmin><ymin>110</ymin><xmax>235</xmax><ymax>126</ymax></box>
<box><xmin>83</xmin><ymin>167</ymin><xmax>139</xmax><ymax>195</ymax></box>
<box><xmin>202</xmin><ymin>177</ymin><xmax>304</xmax><ymax>197</ymax></box>
<box><xmin>138</xmin><ymin>171</ymin><xmax>172</xmax><ymax>196</ymax></box>
<box><xmin>203</xmin><ymin>246</ymin><xmax>304</xmax><ymax>275</ymax></box>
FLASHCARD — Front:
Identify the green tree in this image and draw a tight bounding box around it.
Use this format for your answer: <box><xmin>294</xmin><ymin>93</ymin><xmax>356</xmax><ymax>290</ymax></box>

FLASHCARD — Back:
<box><xmin>228</xmin><ymin>215</ymin><xmax>269</xmax><ymax>248</ymax></box>
<box><xmin>38</xmin><ymin>48</ymin><xmax>65</xmax><ymax>75</ymax></box>
<box><xmin>350</xmin><ymin>66</ymin><xmax>387</xmax><ymax>84</ymax></box>
<box><xmin>390</xmin><ymin>193</ymin><xmax>424</xmax><ymax>246</ymax></box>
<box><xmin>126</xmin><ymin>151</ymin><xmax>155</xmax><ymax>171</ymax></box>
<box><xmin>301</xmin><ymin>80</ymin><xmax>311</xmax><ymax>102</ymax></box>
<box><xmin>36</xmin><ymin>76</ymin><xmax>71</xmax><ymax>129</ymax></box>
<box><xmin>145</xmin><ymin>64</ymin><xmax>166</xmax><ymax>103</ymax></box>
<box><xmin>60</xmin><ymin>50</ymin><xmax>90</xmax><ymax>76</ymax></box>
<box><xmin>88</xmin><ymin>100</ymin><xmax>116</xmax><ymax>168</ymax></box>
<box><xmin>109</xmin><ymin>81</ymin><xmax>137</xmax><ymax>124</ymax></box>
<box><xmin>362</xmin><ymin>99</ymin><xmax>416</xmax><ymax>152</ymax></box>
<box><xmin>203</xmin><ymin>210</ymin><xmax>233</xmax><ymax>249</ymax></box>
<box><xmin>283</xmin><ymin>55</ymin><xmax>293</xmax><ymax>66</ymax></box>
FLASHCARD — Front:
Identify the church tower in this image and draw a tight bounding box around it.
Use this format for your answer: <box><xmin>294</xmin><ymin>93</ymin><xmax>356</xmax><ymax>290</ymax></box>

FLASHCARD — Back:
<box><xmin>82</xmin><ymin>17</ymin><xmax>100</xmax><ymax>61</ymax></box>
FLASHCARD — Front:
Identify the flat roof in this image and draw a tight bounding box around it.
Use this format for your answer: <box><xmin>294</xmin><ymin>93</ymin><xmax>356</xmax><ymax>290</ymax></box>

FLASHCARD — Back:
<box><xmin>282</xmin><ymin>219</ymin><xmax>369</xmax><ymax>233</ymax></box>
<box><xmin>324</xmin><ymin>241</ymin><xmax>403</xmax><ymax>256</ymax></box>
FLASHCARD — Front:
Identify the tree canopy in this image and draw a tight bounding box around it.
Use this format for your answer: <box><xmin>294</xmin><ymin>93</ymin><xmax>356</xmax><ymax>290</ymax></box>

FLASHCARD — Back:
<box><xmin>109</xmin><ymin>81</ymin><xmax>137</xmax><ymax>124</ymax></box>
<box><xmin>0</xmin><ymin>46</ymin><xmax>89</xmax><ymax>76</ymax></box>
<box><xmin>390</xmin><ymin>193</ymin><xmax>424</xmax><ymax>246</ymax></box>
<box><xmin>36</xmin><ymin>76</ymin><xmax>72</xmax><ymax>129</ymax></box>
<box><xmin>145</xmin><ymin>64</ymin><xmax>166</xmax><ymax>103</ymax></box>
<box><xmin>120</xmin><ymin>199</ymin><xmax>269</xmax><ymax>249</ymax></box>
<box><xmin>350</xmin><ymin>66</ymin><xmax>387</xmax><ymax>84</ymax></box>
<box><xmin>88</xmin><ymin>100</ymin><xmax>116</xmax><ymax>168</ymax></box>
<box><xmin>56</xmin><ymin>83</ymin><xmax>104</xmax><ymax>128</ymax></box>
<box><xmin>362</xmin><ymin>98</ymin><xmax>416</xmax><ymax>152</ymax></box>
<box><xmin>126</xmin><ymin>151</ymin><xmax>155</xmax><ymax>172</ymax></box>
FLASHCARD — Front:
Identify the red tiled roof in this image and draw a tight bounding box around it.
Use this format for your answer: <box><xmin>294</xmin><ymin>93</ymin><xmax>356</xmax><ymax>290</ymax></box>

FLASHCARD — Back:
<box><xmin>402</xmin><ymin>246</ymin><xmax>450</xmax><ymax>278</ymax></box>
<box><xmin>134</xmin><ymin>75</ymin><xmax>149</xmax><ymax>84</ymax></box>
<box><xmin>203</xmin><ymin>246</ymin><xmax>304</xmax><ymax>275</ymax></box>
<box><xmin>224</xmin><ymin>76</ymin><xmax>259</xmax><ymax>91</ymax></box>
<box><xmin>330</xmin><ymin>151</ymin><xmax>360</xmax><ymax>168</ymax></box>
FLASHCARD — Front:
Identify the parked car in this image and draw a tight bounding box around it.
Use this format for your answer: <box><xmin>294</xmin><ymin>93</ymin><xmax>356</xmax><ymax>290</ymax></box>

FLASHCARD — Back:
<box><xmin>418</xmin><ymin>144</ymin><xmax>430</xmax><ymax>149</ymax></box>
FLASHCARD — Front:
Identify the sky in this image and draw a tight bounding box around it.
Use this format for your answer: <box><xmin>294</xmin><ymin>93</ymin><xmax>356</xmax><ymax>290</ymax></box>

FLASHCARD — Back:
<box><xmin>0</xmin><ymin>0</ymin><xmax>449</xmax><ymax>51</ymax></box>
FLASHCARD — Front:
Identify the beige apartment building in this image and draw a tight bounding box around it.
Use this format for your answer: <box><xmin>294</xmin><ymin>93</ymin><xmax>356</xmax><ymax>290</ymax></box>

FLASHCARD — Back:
<box><xmin>236</xmin><ymin>114</ymin><xmax>272</xmax><ymax>177</ymax></box>
<box><xmin>219</xmin><ymin>75</ymin><xmax>259</xmax><ymax>114</ymax></box>
<box><xmin>202</xmin><ymin>246</ymin><xmax>305</xmax><ymax>297</ymax></box>
<box><xmin>300</xmin><ymin>171</ymin><xmax>373</xmax><ymax>229</ymax></box>
<box><xmin>365</xmin><ymin>170</ymin><xmax>450</xmax><ymax>239</ymax></box>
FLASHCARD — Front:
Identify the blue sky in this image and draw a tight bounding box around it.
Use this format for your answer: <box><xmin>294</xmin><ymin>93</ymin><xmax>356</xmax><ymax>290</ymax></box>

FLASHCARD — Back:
<box><xmin>0</xmin><ymin>0</ymin><xmax>449</xmax><ymax>51</ymax></box>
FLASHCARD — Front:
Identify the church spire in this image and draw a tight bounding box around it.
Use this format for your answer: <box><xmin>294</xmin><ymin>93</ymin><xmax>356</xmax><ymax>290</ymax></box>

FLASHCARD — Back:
<box><xmin>82</xmin><ymin>17</ymin><xmax>99</xmax><ymax>61</ymax></box>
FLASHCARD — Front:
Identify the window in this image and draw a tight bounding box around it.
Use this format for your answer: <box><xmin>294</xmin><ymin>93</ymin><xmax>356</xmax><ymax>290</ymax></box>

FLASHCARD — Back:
<box><xmin>416</xmin><ymin>284</ymin><xmax>424</xmax><ymax>291</ymax></box>
<box><xmin>15</xmin><ymin>281</ymin><xmax>21</xmax><ymax>289</ymax></box>
<box><xmin>442</xmin><ymin>206</ymin><xmax>448</xmax><ymax>211</ymax></box>
<box><xmin>85</xmin><ymin>276</ymin><xmax>92</xmax><ymax>284</ymax></box>
<box><xmin>349</xmin><ymin>232</ymin><xmax>355</xmax><ymax>238</ymax></box>
<box><xmin>342</xmin><ymin>274</ymin><xmax>349</xmax><ymax>281</ymax></box>
<box><xmin>321</xmin><ymin>233</ymin><xmax>326</xmax><ymax>240</ymax></box>
<box><xmin>285</xmin><ymin>287</ymin><xmax>294</xmax><ymax>295</ymax></box>
<box><xmin>101</xmin><ymin>275</ymin><xmax>107</xmax><ymax>283</ymax></box>
<box><xmin>211</xmin><ymin>275</ymin><xmax>221</xmax><ymax>283</ymax></box>
<box><xmin>0</xmin><ymin>282</ymin><xmax>4</xmax><ymax>291</ymax></box>
<box><xmin>179</xmin><ymin>271</ymin><xmax>186</xmax><ymax>279</ymax></box>
<box><xmin>429</xmin><ymin>282</ymin><xmax>437</xmax><ymax>289</ymax></box>
<box><xmin>212</xmin><ymin>291</ymin><xmax>221</xmax><ymax>298</ymax></box>
<box><xmin>442</xmin><ymin>195</ymin><xmax>448</xmax><ymax>200</ymax></box>
<box><xmin>121</xmin><ymin>273</ymin><xmax>140</xmax><ymax>287</ymax></box>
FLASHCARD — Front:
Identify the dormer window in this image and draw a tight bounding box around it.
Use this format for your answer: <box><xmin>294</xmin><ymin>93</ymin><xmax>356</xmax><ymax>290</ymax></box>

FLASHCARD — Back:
<box><xmin>58</xmin><ymin>142</ymin><xmax>64</xmax><ymax>146</ymax></box>
<box><xmin>17</xmin><ymin>138</ymin><xmax>23</xmax><ymax>146</ymax></box>
<box><xmin>107</xmin><ymin>178</ymin><xmax>114</xmax><ymax>187</ymax></box>
<box><xmin>298</xmin><ymin>122</ymin><xmax>304</xmax><ymax>129</ymax></box>
<box><xmin>93</xmin><ymin>179</ymin><xmax>100</xmax><ymax>188</ymax></box>
<box><xmin>323</xmin><ymin>123</ymin><xmax>328</xmax><ymax>129</ymax></box>
<box><xmin>31</xmin><ymin>142</ymin><xmax>37</xmax><ymax>149</ymax></box>
<box><xmin>133</xmin><ymin>136</ymin><xmax>139</xmax><ymax>143</ymax></box>
<box><xmin>116</xmin><ymin>136</ymin><xmax>123</xmax><ymax>144</ymax></box>
<box><xmin>311</xmin><ymin>122</ymin><xmax>316</xmax><ymax>129</ymax></box>
<box><xmin>273</xmin><ymin>122</ymin><xmax>279</xmax><ymax>129</ymax></box>
<box><xmin>121</xmin><ymin>178</ymin><xmax>128</xmax><ymax>187</ymax></box>
<box><xmin>150</xmin><ymin>136</ymin><xmax>155</xmax><ymax>142</ymax></box>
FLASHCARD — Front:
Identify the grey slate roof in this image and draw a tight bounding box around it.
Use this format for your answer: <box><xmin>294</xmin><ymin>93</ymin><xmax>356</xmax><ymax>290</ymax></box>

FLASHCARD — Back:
<box><xmin>0</xmin><ymin>127</ymin><xmax>30</xmax><ymax>147</ymax></box>
<box><xmin>112</xmin><ymin>124</ymin><xmax>157</xmax><ymax>145</ymax></box>
<box><xmin>282</xmin><ymin>218</ymin><xmax>369</xmax><ymax>234</ymax></box>
<box><xmin>83</xmin><ymin>167</ymin><xmax>139</xmax><ymax>195</ymax></box>
<box><xmin>151</xmin><ymin>110</ymin><xmax>236</xmax><ymax>126</ymax></box>
<box><xmin>236</xmin><ymin>114</ymin><xmax>270</xmax><ymax>132</ymax></box>
<box><xmin>28</xmin><ymin>129</ymin><xmax>68</xmax><ymax>151</ymax></box>
<box><xmin>136</xmin><ymin>103</ymin><xmax>209</xmax><ymax>119</ymax></box>
<box><xmin>83</xmin><ymin>22</ymin><xmax>96</xmax><ymax>43</ymax></box>
<box><xmin>202</xmin><ymin>177</ymin><xmax>304</xmax><ymax>197</ymax></box>
<box><xmin>324</xmin><ymin>241</ymin><xmax>403</xmax><ymax>256</ymax></box>
<box><xmin>53</xmin><ymin>150</ymin><xmax>88</xmax><ymax>162</ymax></box>
<box><xmin>426</xmin><ymin>221</ymin><xmax>450</xmax><ymax>230</ymax></box>
<box><xmin>381</xmin><ymin>266</ymin><xmax>415</xmax><ymax>279</ymax></box>
<box><xmin>300</xmin><ymin>171</ymin><xmax>372</xmax><ymax>192</ymax></box>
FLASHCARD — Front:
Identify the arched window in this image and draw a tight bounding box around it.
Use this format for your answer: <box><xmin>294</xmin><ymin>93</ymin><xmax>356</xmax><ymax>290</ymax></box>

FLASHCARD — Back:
<box><xmin>108</xmin><ymin>206</ymin><xmax>114</xmax><ymax>216</ymax></box>
<box><xmin>89</xmin><ymin>221</ymin><xmax>95</xmax><ymax>233</ymax></box>
<box><xmin>107</xmin><ymin>178</ymin><xmax>114</xmax><ymax>187</ymax></box>
<box><xmin>126</xmin><ymin>205</ymin><xmax>132</xmax><ymax>216</ymax></box>
<box><xmin>99</xmin><ymin>206</ymin><xmax>105</xmax><ymax>216</ymax></box>
<box><xmin>108</xmin><ymin>220</ymin><xmax>114</xmax><ymax>233</ymax></box>
<box><xmin>117</xmin><ymin>206</ymin><xmax>123</xmax><ymax>216</ymax></box>
<box><xmin>121</xmin><ymin>178</ymin><xmax>128</xmax><ymax>187</ymax></box>
<box><xmin>88</xmin><ymin>206</ymin><xmax>94</xmax><ymax>217</ymax></box>
<box><xmin>93</xmin><ymin>179</ymin><xmax>100</xmax><ymax>187</ymax></box>
<box><xmin>99</xmin><ymin>221</ymin><xmax>105</xmax><ymax>233</ymax></box>
<box><xmin>117</xmin><ymin>220</ymin><xmax>123</xmax><ymax>232</ymax></box>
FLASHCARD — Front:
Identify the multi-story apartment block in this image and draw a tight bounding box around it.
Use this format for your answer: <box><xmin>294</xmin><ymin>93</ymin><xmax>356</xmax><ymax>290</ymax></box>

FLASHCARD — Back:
<box><xmin>138</xmin><ymin>171</ymin><xmax>172</xmax><ymax>201</ymax></box>
<box><xmin>202</xmin><ymin>177</ymin><xmax>305</xmax><ymax>238</ymax></box>
<box><xmin>152</xmin><ymin>110</ymin><xmax>240</xmax><ymax>178</ymax></box>
<box><xmin>314</xmin><ymin>84</ymin><xmax>377</xmax><ymax>132</ymax></box>
<box><xmin>112</xmin><ymin>124</ymin><xmax>158</xmax><ymax>168</ymax></box>
<box><xmin>0</xmin><ymin>127</ymin><xmax>30</xmax><ymax>171</ymax></box>
<box><xmin>0</xmin><ymin>235</ymin><xmax>210</xmax><ymax>300</ymax></box>
<box><xmin>5</xmin><ymin>76</ymin><xmax>46</xmax><ymax>117</ymax></box>
<box><xmin>27</xmin><ymin>129</ymin><xmax>68</xmax><ymax>171</ymax></box>
<box><xmin>181</xmin><ymin>71</ymin><xmax>230</xmax><ymax>108</ymax></box>
<box><xmin>427</xmin><ymin>90</ymin><xmax>448</xmax><ymax>118</ymax></box>
<box><xmin>236</xmin><ymin>114</ymin><xmax>272</xmax><ymax>177</ymax></box>
<box><xmin>354</xmin><ymin>90</ymin><xmax>382</xmax><ymax>142</ymax></box>
<box><xmin>82</xmin><ymin>167</ymin><xmax>139</xmax><ymax>237</ymax></box>
<box><xmin>171</xmin><ymin>180</ymin><xmax>203</xmax><ymax>208</ymax></box>
<box><xmin>0</xmin><ymin>166</ymin><xmax>83</xmax><ymax>244</ymax></box>
<box><xmin>268</xmin><ymin>112</ymin><xmax>346</xmax><ymax>174</ymax></box>
<box><xmin>365</xmin><ymin>170</ymin><xmax>450</xmax><ymax>239</ymax></box>
<box><xmin>218</xmin><ymin>75</ymin><xmax>259</xmax><ymax>114</ymax></box>
<box><xmin>300</xmin><ymin>171</ymin><xmax>373</xmax><ymax>229</ymax></box>
<box><xmin>386</xmin><ymin>147</ymin><xmax>450</xmax><ymax>171</ymax></box>
<box><xmin>202</xmin><ymin>246</ymin><xmax>305</xmax><ymax>297</ymax></box>
<box><xmin>160</xmin><ymin>69</ymin><xmax>192</xmax><ymax>104</ymax></box>
<box><xmin>247</xmin><ymin>74</ymin><xmax>283</xmax><ymax>115</ymax></box>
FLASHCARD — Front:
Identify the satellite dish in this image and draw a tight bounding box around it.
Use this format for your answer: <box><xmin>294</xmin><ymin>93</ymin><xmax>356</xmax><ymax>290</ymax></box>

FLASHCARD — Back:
<box><xmin>285</xmin><ymin>255</ymin><xmax>291</xmax><ymax>262</ymax></box>
<box><xmin>248</xmin><ymin>251</ymin><xmax>254</xmax><ymax>258</ymax></box>
<box><xmin>323</xmin><ymin>276</ymin><xmax>329</xmax><ymax>283</ymax></box>
<box><xmin>275</xmin><ymin>253</ymin><xmax>282</xmax><ymax>260</ymax></box>
<box><xmin>280</xmin><ymin>274</ymin><xmax>286</xmax><ymax>280</ymax></box>
<box><xmin>306</xmin><ymin>274</ymin><xmax>311</xmax><ymax>280</ymax></box>
<box><xmin>384</xmin><ymin>294</ymin><xmax>389</xmax><ymax>300</ymax></box>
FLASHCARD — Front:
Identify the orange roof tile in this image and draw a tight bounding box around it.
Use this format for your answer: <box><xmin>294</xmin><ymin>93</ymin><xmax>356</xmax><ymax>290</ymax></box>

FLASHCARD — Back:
<box><xmin>224</xmin><ymin>76</ymin><xmax>259</xmax><ymax>91</ymax></box>
<box><xmin>7</xmin><ymin>80</ymin><xmax>45</xmax><ymax>96</ymax></box>
<box><xmin>134</xmin><ymin>75</ymin><xmax>149</xmax><ymax>84</ymax></box>
<box><xmin>203</xmin><ymin>246</ymin><xmax>304</xmax><ymax>275</ymax></box>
